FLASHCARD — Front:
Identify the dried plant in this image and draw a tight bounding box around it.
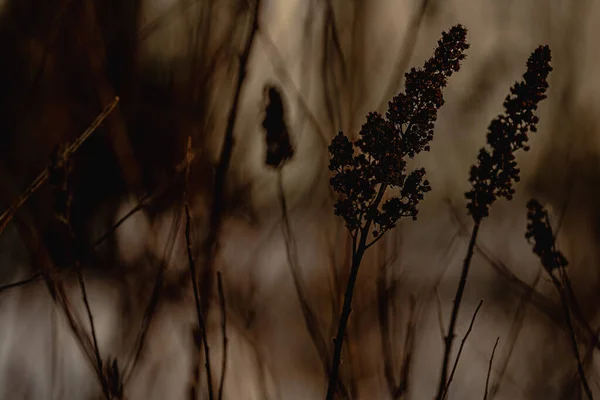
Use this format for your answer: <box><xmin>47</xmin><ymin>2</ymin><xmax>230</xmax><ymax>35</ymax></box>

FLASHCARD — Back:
<box><xmin>435</xmin><ymin>46</ymin><xmax>553</xmax><ymax>400</ymax></box>
<box><xmin>326</xmin><ymin>24</ymin><xmax>469</xmax><ymax>399</ymax></box>
<box><xmin>525</xmin><ymin>199</ymin><xmax>593</xmax><ymax>400</ymax></box>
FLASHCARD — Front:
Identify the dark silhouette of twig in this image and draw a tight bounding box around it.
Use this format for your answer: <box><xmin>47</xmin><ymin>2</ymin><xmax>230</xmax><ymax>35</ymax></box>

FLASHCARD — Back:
<box><xmin>278</xmin><ymin>171</ymin><xmax>334</xmax><ymax>377</ymax></box>
<box><xmin>442</xmin><ymin>299</ymin><xmax>484</xmax><ymax>399</ymax></box>
<box><xmin>436</xmin><ymin>220</ymin><xmax>481</xmax><ymax>400</ymax></box>
<box><xmin>0</xmin><ymin>272</ymin><xmax>43</xmax><ymax>293</ymax></box>
<box><xmin>377</xmin><ymin>245</ymin><xmax>417</xmax><ymax>399</ymax></box>
<box><xmin>75</xmin><ymin>261</ymin><xmax>111</xmax><ymax>400</ymax></box>
<box><xmin>396</xmin><ymin>295</ymin><xmax>418</xmax><ymax>398</ymax></box>
<box><xmin>92</xmin><ymin>193</ymin><xmax>151</xmax><ymax>247</ymax></box>
<box><xmin>180</xmin><ymin>136</ymin><xmax>214</xmax><ymax>400</ymax></box>
<box><xmin>434</xmin><ymin>288</ymin><xmax>447</xmax><ymax>342</ymax></box>
<box><xmin>217</xmin><ymin>271</ymin><xmax>228</xmax><ymax>400</ymax></box>
<box><xmin>48</xmin><ymin>133</ymin><xmax>113</xmax><ymax>399</ymax></box>
<box><xmin>487</xmin><ymin>269</ymin><xmax>542</xmax><ymax>399</ymax></box>
<box><xmin>526</xmin><ymin>199</ymin><xmax>593</xmax><ymax>400</ymax></box>
<box><xmin>484</xmin><ymin>337</ymin><xmax>500</xmax><ymax>400</ymax></box>
<box><xmin>200</xmin><ymin>0</ymin><xmax>261</xmax><ymax>329</ymax></box>
<box><xmin>185</xmin><ymin>204</ymin><xmax>215</xmax><ymax>400</ymax></box>
<box><xmin>377</xmin><ymin>252</ymin><xmax>398</xmax><ymax>398</ymax></box>
<box><xmin>555</xmin><ymin>264</ymin><xmax>594</xmax><ymax>400</ymax></box>
<box><xmin>0</xmin><ymin>97</ymin><xmax>119</xmax><ymax>236</ymax></box>
<box><xmin>121</xmin><ymin>205</ymin><xmax>182</xmax><ymax>384</ymax></box>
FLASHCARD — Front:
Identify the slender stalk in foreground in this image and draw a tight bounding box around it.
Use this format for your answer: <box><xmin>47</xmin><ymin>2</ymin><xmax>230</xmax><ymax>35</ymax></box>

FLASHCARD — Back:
<box><xmin>483</xmin><ymin>337</ymin><xmax>500</xmax><ymax>400</ymax></box>
<box><xmin>441</xmin><ymin>299</ymin><xmax>483</xmax><ymax>399</ymax></box>
<box><xmin>185</xmin><ymin>204</ymin><xmax>215</xmax><ymax>400</ymax></box>
<box><xmin>436</xmin><ymin>222</ymin><xmax>480</xmax><ymax>399</ymax></box>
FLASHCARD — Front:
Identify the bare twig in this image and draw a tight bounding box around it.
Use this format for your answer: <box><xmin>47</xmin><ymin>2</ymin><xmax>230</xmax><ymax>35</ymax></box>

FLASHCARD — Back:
<box><xmin>395</xmin><ymin>295</ymin><xmax>418</xmax><ymax>398</ymax></box>
<box><xmin>75</xmin><ymin>260</ymin><xmax>110</xmax><ymax>399</ymax></box>
<box><xmin>442</xmin><ymin>299</ymin><xmax>484</xmax><ymax>400</ymax></box>
<box><xmin>377</xmin><ymin>242</ymin><xmax>398</xmax><ymax>398</ymax></box>
<box><xmin>185</xmin><ymin>204</ymin><xmax>215</xmax><ymax>400</ymax></box>
<box><xmin>483</xmin><ymin>337</ymin><xmax>500</xmax><ymax>400</ymax></box>
<box><xmin>277</xmin><ymin>170</ymin><xmax>350</xmax><ymax>398</ymax></box>
<box><xmin>434</xmin><ymin>288</ymin><xmax>446</xmax><ymax>342</ymax></box>
<box><xmin>487</xmin><ymin>269</ymin><xmax>542</xmax><ymax>399</ymax></box>
<box><xmin>92</xmin><ymin>193</ymin><xmax>151</xmax><ymax>247</ymax></box>
<box><xmin>526</xmin><ymin>200</ymin><xmax>593</xmax><ymax>399</ymax></box>
<box><xmin>435</xmin><ymin>220</ymin><xmax>481</xmax><ymax>400</ymax></box>
<box><xmin>122</xmin><ymin>205</ymin><xmax>183</xmax><ymax>383</ymax></box>
<box><xmin>200</xmin><ymin>0</ymin><xmax>261</xmax><ymax>329</ymax></box>
<box><xmin>217</xmin><ymin>271</ymin><xmax>228</xmax><ymax>400</ymax></box>
<box><xmin>0</xmin><ymin>97</ymin><xmax>120</xmax><ymax>235</ymax></box>
<box><xmin>551</xmin><ymin>269</ymin><xmax>594</xmax><ymax>400</ymax></box>
<box><xmin>0</xmin><ymin>272</ymin><xmax>43</xmax><ymax>294</ymax></box>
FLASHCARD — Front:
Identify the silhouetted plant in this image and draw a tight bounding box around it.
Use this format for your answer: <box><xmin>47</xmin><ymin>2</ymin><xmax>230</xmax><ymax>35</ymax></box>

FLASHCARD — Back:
<box><xmin>49</xmin><ymin>143</ymin><xmax>117</xmax><ymax>400</ymax></box>
<box><xmin>525</xmin><ymin>199</ymin><xmax>593</xmax><ymax>400</ymax></box>
<box><xmin>326</xmin><ymin>24</ymin><xmax>469</xmax><ymax>400</ymax></box>
<box><xmin>263</xmin><ymin>85</ymin><xmax>295</xmax><ymax>168</ymax></box>
<box><xmin>466</xmin><ymin>46</ymin><xmax>553</xmax><ymax>222</ymax></box>
<box><xmin>435</xmin><ymin>46</ymin><xmax>553</xmax><ymax>400</ymax></box>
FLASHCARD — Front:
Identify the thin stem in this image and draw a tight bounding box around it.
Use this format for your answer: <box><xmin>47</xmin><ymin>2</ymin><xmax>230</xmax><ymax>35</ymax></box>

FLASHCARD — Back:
<box><xmin>435</xmin><ymin>219</ymin><xmax>481</xmax><ymax>400</ymax></box>
<box><xmin>0</xmin><ymin>272</ymin><xmax>42</xmax><ymax>293</ymax></box>
<box><xmin>75</xmin><ymin>264</ymin><xmax>110</xmax><ymax>399</ymax></box>
<box><xmin>278</xmin><ymin>171</ymin><xmax>351</xmax><ymax>397</ymax></box>
<box><xmin>185</xmin><ymin>204</ymin><xmax>214</xmax><ymax>400</ymax></box>
<box><xmin>442</xmin><ymin>299</ymin><xmax>484</xmax><ymax>399</ymax></box>
<box><xmin>217</xmin><ymin>272</ymin><xmax>228</xmax><ymax>400</ymax></box>
<box><xmin>200</xmin><ymin>0</ymin><xmax>261</xmax><ymax>320</ymax></box>
<box><xmin>0</xmin><ymin>97</ymin><xmax>119</xmax><ymax>235</ymax></box>
<box><xmin>483</xmin><ymin>337</ymin><xmax>500</xmax><ymax>400</ymax></box>
<box><xmin>326</xmin><ymin>184</ymin><xmax>387</xmax><ymax>400</ymax></box>
<box><xmin>551</xmin><ymin>270</ymin><xmax>594</xmax><ymax>400</ymax></box>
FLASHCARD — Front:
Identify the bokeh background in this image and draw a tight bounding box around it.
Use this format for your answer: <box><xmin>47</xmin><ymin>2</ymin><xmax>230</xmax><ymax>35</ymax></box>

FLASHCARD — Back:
<box><xmin>0</xmin><ymin>0</ymin><xmax>599</xmax><ymax>398</ymax></box>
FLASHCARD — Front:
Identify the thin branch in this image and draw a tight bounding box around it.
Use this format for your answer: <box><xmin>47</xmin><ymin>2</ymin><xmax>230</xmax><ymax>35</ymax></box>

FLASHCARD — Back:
<box><xmin>0</xmin><ymin>97</ymin><xmax>120</xmax><ymax>235</ymax></box>
<box><xmin>185</xmin><ymin>204</ymin><xmax>215</xmax><ymax>400</ymax></box>
<box><xmin>122</xmin><ymin>205</ymin><xmax>183</xmax><ymax>383</ymax></box>
<box><xmin>395</xmin><ymin>295</ymin><xmax>418</xmax><ymax>398</ymax></box>
<box><xmin>75</xmin><ymin>261</ymin><xmax>110</xmax><ymax>399</ymax></box>
<box><xmin>435</xmin><ymin>220</ymin><xmax>481</xmax><ymax>400</ymax></box>
<box><xmin>13</xmin><ymin>217</ymin><xmax>107</xmax><ymax>395</ymax></box>
<box><xmin>377</xmin><ymin>243</ymin><xmax>397</xmax><ymax>397</ymax></box>
<box><xmin>217</xmin><ymin>271</ymin><xmax>228</xmax><ymax>400</ymax></box>
<box><xmin>442</xmin><ymin>299</ymin><xmax>484</xmax><ymax>400</ymax></box>
<box><xmin>200</xmin><ymin>0</ymin><xmax>261</xmax><ymax>327</ymax></box>
<box><xmin>551</xmin><ymin>269</ymin><xmax>594</xmax><ymax>400</ymax></box>
<box><xmin>0</xmin><ymin>272</ymin><xmax>43</xmax><ymax>293</ymax></box>
<box><xmin>483</xmin><ymin>337</ymin><xmax>500</xmax><ymax>400</ymax></box>
<box><xmin>434</xmin><ymin>288</ymin><xmax>446</xmax><ymax>343</ymax></box>
<box><xmin>277</xmin><ymin>170</ymin><xmax>350</xmax><ymax>398</ymax></box>
<box><xmin>92</xmin><ymin>193</ymin><xmax>150</xmax><ymax>247</ymax></box>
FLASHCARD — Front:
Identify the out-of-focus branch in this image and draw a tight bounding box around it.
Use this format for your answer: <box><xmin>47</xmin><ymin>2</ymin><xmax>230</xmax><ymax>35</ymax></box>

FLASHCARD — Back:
<box><xmin>0</xmin><ymin>97</ymin><xmax>119</xmax><ymax>236</ymax></box>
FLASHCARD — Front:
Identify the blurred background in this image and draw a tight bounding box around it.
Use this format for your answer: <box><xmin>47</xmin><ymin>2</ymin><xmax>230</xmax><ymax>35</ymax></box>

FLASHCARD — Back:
<box><xmin>0</xmin><ymin>0</ymin><xmax>599</xmax><ymax>398</ymax></box>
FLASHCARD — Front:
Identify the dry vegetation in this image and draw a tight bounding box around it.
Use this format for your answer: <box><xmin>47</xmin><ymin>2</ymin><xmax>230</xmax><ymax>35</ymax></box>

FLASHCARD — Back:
<box><xmin>0</xmin><ymin>0</ymin><xmax>599</xmax><ymax>399</ymax></box>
